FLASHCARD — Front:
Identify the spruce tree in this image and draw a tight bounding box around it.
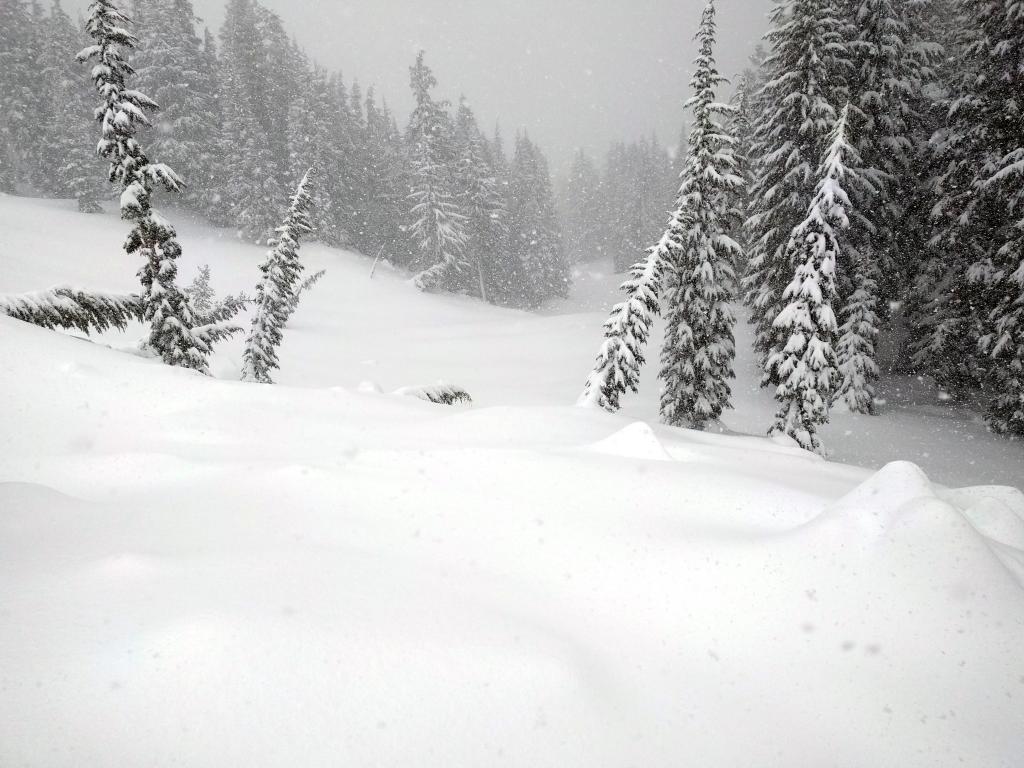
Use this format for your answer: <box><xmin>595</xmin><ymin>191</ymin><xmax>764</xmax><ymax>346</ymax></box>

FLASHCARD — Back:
<box><xmin>218</xmin><ymin>0</ymin><xmax>286</xmax><ymax>241</ymax></box>
<box><xmin>242</xmin><ymin>169</ymin><xmax>315</xmax><ymax>384</ymax></box>
<box><xmin>184</xmin><ymin>264</ymin><xmax>215</xmax><ymax>313</ymax></box>
<box><xmin>836</xmin><ymin>267</ymin><xmax>880</xmax><ymax>412</ymax></box>
<box><xmin>956</xmin><ymin>0</ymin><xmax>1024</xmax><ymax>435</ymax></box>
<box><xmin>658</xmin><ymin>0</ymin><xmax>743</xmax><ymax>431</ymax></box>
<box><xmin>766</xmin><ymin>107</ymin><xmax>856</xmax><ymax>454</ymax></box>
<box><xmin>561</xmin><ymin>149</ymin><xmax>603</xmax><ymax>265</ymax></box>
<box><xmin>845</xmin><ymin>0</ymin><xmax>932</xmax><ymax>302</ymax></box>
<box><xmin>507</xmin><ymin>133</ymin><xmax>569</xmax><ymax>307</ymax></box>
<box><xmin>405</xmin><ymin>51</ymin><xmax>468</xmax><ymax>291</ymax></box>
<box><xmin>0</xmin><ymin>0</ymin><xmax>36</xmax><ymax>189</ymax></box>
<box><xmin>44</xmin><ymin>0</ymin><xmax>105</xmax><ymax>211</ymax></box>
<box><xmin>454</xmin><ymin>98</ymin><xmax>507</xmax><ymax>302</ymax></box>
<box><xmin>911</xmin><ymin>0</ymin><xmax>1023</xmax><ymax>430</ymax></box>
<box><xmin>364</xmin><ymin>90</ymin><xmax>410</xmax><ymax>265</ymax></box>
<box><xmin>287</xmin><ymin>63</ymin><xmax>351</xmax><ymax>248</ymax></box>
<box><xmin>131</xmin><ymin>0</ymin><xmax>216</xmax><ymax>209</ymax></box>
<box><xmin>80</xmin><ymin>0</ymin><xmax>236</xmax><ymax>372</ymax></box>
<box><xmin>744</xmin><ymin>0</ymin><xmax>851</xmax><ymax>369</ymax></box>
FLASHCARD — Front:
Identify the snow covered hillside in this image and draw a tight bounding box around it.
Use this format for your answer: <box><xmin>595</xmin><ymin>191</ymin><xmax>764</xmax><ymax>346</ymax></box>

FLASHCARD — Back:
<box><xmin>2</xmin><ymin>194</ymin><xmax>1024</xmax><ymax>767</ymax></box>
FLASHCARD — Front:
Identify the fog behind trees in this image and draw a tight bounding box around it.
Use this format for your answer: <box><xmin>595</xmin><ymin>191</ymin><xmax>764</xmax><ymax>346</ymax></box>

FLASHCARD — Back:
<box><xmin>70</xmin><ymin>0</ymin><xmax>770</xmax><ymax>167</ymax></box>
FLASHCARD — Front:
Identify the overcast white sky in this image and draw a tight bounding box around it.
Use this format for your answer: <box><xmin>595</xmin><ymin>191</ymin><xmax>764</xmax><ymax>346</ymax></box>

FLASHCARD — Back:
<box><xmin>76</xmin><ymin>0</ymin><xmax>771</xmax><ymax>170</ymax></box>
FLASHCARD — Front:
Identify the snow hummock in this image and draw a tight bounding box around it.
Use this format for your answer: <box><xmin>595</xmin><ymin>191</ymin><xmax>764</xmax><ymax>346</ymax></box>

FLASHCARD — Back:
<box><xmin>1</xmin><ymin>195</ymin><xmax>1023</xmax><ymax>767</ymax></box>
<box><xmin>586</xmin><ymin>421</ymin><xmax>674</xmax><ymax>461</ymax></box>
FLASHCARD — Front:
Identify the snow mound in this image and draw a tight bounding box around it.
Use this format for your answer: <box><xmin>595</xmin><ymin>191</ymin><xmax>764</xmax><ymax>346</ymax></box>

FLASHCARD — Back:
<box><xmin>827</xmin><ymin>461</ymin><xmax>937</xmax><ymax>536</ymax></box>
<box><xmin>941</xmin><ymin>487</ymin><xmax>1024</xmax><ymax>585</ymax></box>
<box><xmin>586</xmin><ymin>421</ymin><xmax>673</xmax><ymax>462</ymax></box>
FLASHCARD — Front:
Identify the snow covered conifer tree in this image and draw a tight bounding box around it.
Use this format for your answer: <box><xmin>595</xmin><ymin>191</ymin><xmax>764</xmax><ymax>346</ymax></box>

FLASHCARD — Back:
<box><xmin>131</xmin><ymin>0</ymin><xmax>218</xmax><ymax>211</ymax></box>
<box><xmin>454</xmin><ymin>97</ymin><xmax>508</xmax><ymax>302</ymax></box>
<box><xmin>836</xmin><ymin>268</ymin><xmax>880</xmax><ymax>413</ymax></box>
<box><xmin>287</xmin><ymin>64</ymin><xmax>350</xmax><ymax>248</ymax></box>
<box><xmin>185</xmin><ymin>263</ymin><xmax>215</xmax><ymax>313</ymax></box>
<box><xmin>744</xmin><ymin>0</ymin><xmax>851</xmax><ymax>367</ymax></box>
<box><xmin>405</xmin><ymin>51</ymin><xmax>468</xmax><ymax>292</ymax></box>
<box><xmin>765</xmin><ymin>107</ymin><xmax>856</xmax><ymax>454</ymax></box>
<box><xmin>561</xmin><ymin>149</ymin><xmax>603</xmax><ymax>264</ymax></box>
<box><xmin>658</xmin><ymin>0</ymin><xmax>744</xmax><ymax>430</ymax></box>
<box><xmin>43</xmin><ymin>0</ymin><xmax>105</xmax><ymax>212</ymax></box>
<box><xmin>845</xmin><ymin>0</ymin><xmax>933</xmax><ymax>305</ymax></box>
<box><xmin>909</xmin><ymin>0</ymin><xmax>1023</xmax><ymax>433</ymax></box>
<box><xmin>0</xmin><ymin>144</ymin><xmax>14</xmax><ymax>193</ymax></box>
<box><xmin>958</xmin><ymin>0</ymin><xmax>1024</xmax><ymax>435</ymax></box>
<box><xmin>0</xmin><ymin>0</ymin><xmax>36</xmax><ymax>190</ymax></box>
<box><xmin>507</xmin><ymin>133</ymin><xmax>569</xmax><ymax>307</ymax></box>
<box><xmin>242</xmin><ymin>169</ymin><xmax>315</xmax><ymax>384</ymax></box>
<box><xmin>363</xmin><ymin>91</ymin><xmax>410</xmax><ymax>264</ymax></box>
<box><xmin>79</xmin><ymin>0</ymin><xmax>236</xmax><ymax>371</ymax></box>
<box><xmin>833</xmin><ymin>95</ymin><xmax>882</xmax><ymax>418</ymax></box>
<box><xmin>217</xmin><ymin>0</ymin><xmax>287</xmax><ymax>241</ymax></box>
<box><xmin>578</xmin><ymin>246</ymin><xmax>665</xmax><ymax>410</ymax></box>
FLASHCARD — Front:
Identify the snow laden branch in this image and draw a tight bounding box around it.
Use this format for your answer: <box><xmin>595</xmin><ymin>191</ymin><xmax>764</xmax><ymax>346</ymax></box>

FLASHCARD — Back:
<box><xmin>764</xmin><ymin>105</ymin><xmax>855</xmax><ymax>454</ymax></box>
<box><xmin>286</xmin><ymin>269</ymin><xmax>327</xmax><ymax>321</ymax></box>
<box><xmin>242</xmin><ymin>169</ymin><xmax>316</xmax><ymax>384</ymax></box>
<box><xmin>0</xmin><ymin>287</ymin><xmax>142</xmax><ymax>334</ymax></box>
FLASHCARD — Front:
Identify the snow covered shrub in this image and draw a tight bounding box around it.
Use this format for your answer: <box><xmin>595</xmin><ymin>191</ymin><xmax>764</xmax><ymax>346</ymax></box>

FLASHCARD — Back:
<box><xmin>394</xmin><ymin>384</ymin><xmax>473</xmax><ymax>406</ymax></box>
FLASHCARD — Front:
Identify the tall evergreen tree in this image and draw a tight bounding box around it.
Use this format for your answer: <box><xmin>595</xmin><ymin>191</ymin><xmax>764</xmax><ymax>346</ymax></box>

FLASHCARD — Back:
<box><xmin>453</xmin><ymin>97</ymin><xmax>507</xmax><ymax>302</ymax></box>
<box><xmin>658</xmin><ymin>0</ymin><xmax>743</xmax><ymax>431</ymax></box>
<box><xmin>844</xmin><ymin>0</ymin><xmax>933</xmax><ymax>302</ymax></box>
<box><xmin>561</xmin><ymin>149</ymin><xmax>604</xmax><ymax>264</ymax></box>
<box><xmin>80</xmin><ymin>0</ymin><xmax>235</xmax><ymax>371</ymax></box>
<box><xmin>766</xmin><ymin>107</ymin><xmax>856</xmax><ymax>454</ymax></box>
<box><xmin>405</xmin><ymin>51</ymin><xmax>468</xmax><ymax>291</ymax></box>
<box><xmin>242</xmin><ymin>169</ymin><xmax>315</xmax><ymax>384</ymax></box>
<box><xmin>508</xmin><ymin>132</ymin><xmax>569</xmax><ymax>307</ymax></box>
<box><xmin>218</xmin><ymin>0</ymin><xmax>286</xmax><ymax>241</ymax></box>
<box><xmin>744</xmin><ymin>0</ymin><xmax>851</xmax><ymax>368</ymax></box>
<box><xmin>364</xmin><ymin>90</ymin><xmax>410</xmax><ymax>265</ymax></box>
<box><xmin>287</xmin><ymin>63</ymin><xmax>351</xmax><ymax>247</ymax></box>
<box><xmin>0</xmin><ymin>0</ymin><xmax>37</xmax><ymax>190</ymax></box>
<box><xmin>41</xmin><ymin>0</ymin><xmax>105</xmax><ymax>211</ymax></box>
<box><xmin>932</xmin><ymin>0</ymin><xmax>1024</xmax><ymax>434</ymax></box>
<box><xmin>131</xmin><ymin>0</ymin><xmax>216</xmax><ymax>209</ymax></box>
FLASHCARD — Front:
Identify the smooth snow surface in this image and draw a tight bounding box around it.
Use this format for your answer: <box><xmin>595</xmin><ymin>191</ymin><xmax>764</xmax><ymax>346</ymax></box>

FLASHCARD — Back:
<box><xmin>2</xmin><ymin>195</ymin><xmax>1023</xmax><ymax>767</ymax></box>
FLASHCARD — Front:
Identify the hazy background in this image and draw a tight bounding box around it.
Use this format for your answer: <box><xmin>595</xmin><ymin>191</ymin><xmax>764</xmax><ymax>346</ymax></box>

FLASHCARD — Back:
<box><xmin>73</xmin><ymin>0</ymin><xmax>770</xmax><ymax>169</ymax></box>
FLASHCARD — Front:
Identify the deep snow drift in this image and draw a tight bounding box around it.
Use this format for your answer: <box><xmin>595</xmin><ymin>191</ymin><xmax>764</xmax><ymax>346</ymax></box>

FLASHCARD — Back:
<box><xmin>1</xmin><ymin>195</ymin><xmax>1023</xmax><ymax>767</ymax></box>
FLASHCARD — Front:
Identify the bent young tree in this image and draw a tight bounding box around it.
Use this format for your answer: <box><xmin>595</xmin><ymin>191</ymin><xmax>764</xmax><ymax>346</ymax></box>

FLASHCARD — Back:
<box><xmin>578</xmin><ymin>245</ymin><xmax>666</xmax><ymax>411</ymax></box>
<box><xmin>242</xmin><ymin>169</ymin><xmax>316</xmax><ymax>384</ymax></box>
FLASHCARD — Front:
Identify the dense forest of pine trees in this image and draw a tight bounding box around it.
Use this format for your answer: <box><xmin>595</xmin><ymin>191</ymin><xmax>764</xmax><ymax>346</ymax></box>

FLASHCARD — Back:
<box><xmin>0</xmin><ymin>0</ymin><xmax>569</xmax><ymax>310</ymax></box>
<box><xmin>576</xmin><ymin>0</ymin><xmax>1023</xmax><ymax>447</ymax></box>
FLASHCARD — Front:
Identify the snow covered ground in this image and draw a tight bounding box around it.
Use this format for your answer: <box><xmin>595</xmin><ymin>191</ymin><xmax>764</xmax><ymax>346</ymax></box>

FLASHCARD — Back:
<box><xmin>1</xmin><ymin>194</ymin><xmax>1023</xmax><ymax>767</ymax></box>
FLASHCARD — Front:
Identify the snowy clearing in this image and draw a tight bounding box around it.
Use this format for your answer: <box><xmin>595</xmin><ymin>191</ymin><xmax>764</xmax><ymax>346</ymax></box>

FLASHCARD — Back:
<box><xmin>1</xmin><ymin>194</ymin><xmax>1023</xmax><ymax>767</ymax></box>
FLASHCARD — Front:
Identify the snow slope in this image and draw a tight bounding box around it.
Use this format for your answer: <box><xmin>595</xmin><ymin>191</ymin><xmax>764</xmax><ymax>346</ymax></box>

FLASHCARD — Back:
<box><xmin>2</xmin><ymin>194</ymin><xmax>1024</xmax><ymax>767</ymax></box>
